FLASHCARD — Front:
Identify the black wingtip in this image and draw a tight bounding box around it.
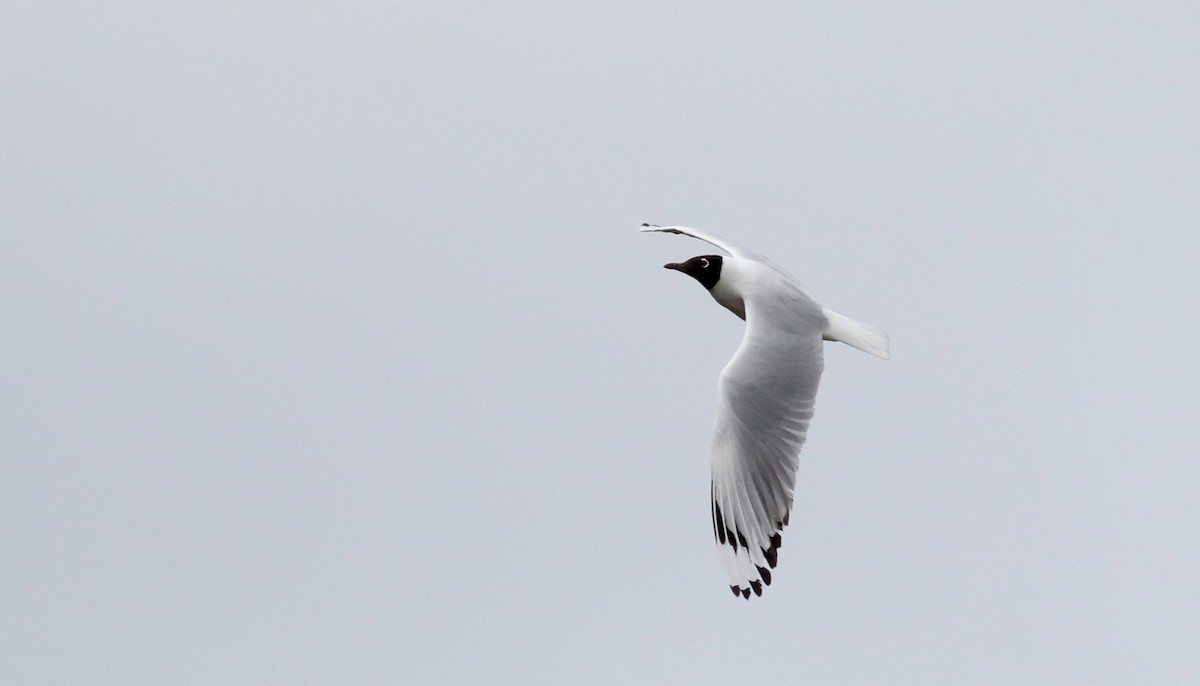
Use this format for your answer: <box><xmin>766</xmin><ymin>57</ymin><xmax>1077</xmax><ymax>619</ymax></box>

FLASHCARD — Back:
<box><xmin>764</xmin><ymin>532</ymin><xmax>782</xmax><ymax>568</ymax></box>
<box><xmin>713</xmin><ymin>501</ymin><xmax>727</xmax><ymax>545</ymax></box>
<box><xmin>757</xmin><ymin>565</ymin><xmax>772</xmax><ymax>586</ymax></box>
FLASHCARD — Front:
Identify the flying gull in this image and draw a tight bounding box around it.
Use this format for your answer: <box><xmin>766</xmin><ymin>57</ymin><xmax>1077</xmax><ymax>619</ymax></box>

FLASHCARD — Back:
<box><xmin>642</xmin><ymin>223</ymin><xmax>889</xmax><ymax>599</ymax></box>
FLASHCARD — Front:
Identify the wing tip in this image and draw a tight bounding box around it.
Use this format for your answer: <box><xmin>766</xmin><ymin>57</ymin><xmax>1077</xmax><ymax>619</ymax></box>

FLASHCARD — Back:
<box><xmin>639</xmin><ymin>222</ymin><xmax>682</xmax><ymax>236</ymax></box>
<box><xmin>729</xmin><ymin>580</ymin><xmax>766</xmax><ymax>600</ymax></box>
<box><xmin>756</xmin><ymin>565</ymin><xmax>772</xmax><ymax>586</ymax></box>
<box><xmin>712</xmin><ymin>487</ymin><xmax>790</xmax><ymax>599</ymax></box>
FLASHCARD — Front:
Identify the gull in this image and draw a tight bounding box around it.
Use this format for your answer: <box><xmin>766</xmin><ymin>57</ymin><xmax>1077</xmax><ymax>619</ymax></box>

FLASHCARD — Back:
<box><xmin>641</xmin><ymin>223</ymin><xmax>889</xmax><ymax>599</ymax></box>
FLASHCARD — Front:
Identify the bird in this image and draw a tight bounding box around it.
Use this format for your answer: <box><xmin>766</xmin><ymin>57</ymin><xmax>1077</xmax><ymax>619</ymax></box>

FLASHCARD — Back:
<box><xmin>641</xmin><ymin>223</ymin><xmax>889</xmax><ymax>599</ymax></box>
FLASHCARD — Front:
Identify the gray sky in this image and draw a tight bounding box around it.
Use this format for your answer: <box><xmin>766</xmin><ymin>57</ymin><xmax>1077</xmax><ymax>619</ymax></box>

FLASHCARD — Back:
<box><xmin>4</xmin><ymin>2</ymin><xmax>1199</xmax><ymax>684</ymax></box>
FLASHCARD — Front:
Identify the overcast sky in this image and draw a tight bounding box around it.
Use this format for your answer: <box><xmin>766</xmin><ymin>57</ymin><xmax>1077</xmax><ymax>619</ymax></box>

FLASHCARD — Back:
<box><xmin>3</xmin><ymin>2</ymin><xmax>1199</xmax><ymax>684</ymax></box>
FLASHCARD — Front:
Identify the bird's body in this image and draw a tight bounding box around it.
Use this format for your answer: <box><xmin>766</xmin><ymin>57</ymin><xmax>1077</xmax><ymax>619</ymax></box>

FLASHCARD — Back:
<box><xmin>642</xmin><ymin>223</ymin><xmax>889</xmax><ymax>599</ymax></box>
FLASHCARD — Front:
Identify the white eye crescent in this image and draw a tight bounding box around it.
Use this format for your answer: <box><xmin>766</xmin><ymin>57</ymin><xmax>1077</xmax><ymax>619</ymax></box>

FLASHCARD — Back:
<box><xmin>699</xmin><ymin>258</ymin><xmax>710</xmax><ymax>268</ymax></box>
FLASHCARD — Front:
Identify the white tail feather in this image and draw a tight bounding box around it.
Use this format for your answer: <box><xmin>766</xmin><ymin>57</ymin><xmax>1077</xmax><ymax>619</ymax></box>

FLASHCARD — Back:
<box><xmin>822</xmin><ymin>308</ymin><xmax>890</xmax><ymax>359</ymax></box>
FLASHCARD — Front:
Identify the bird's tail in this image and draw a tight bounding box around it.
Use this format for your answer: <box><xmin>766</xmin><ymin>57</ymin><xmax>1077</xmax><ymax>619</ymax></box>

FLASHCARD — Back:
<box><xmin>822</xmin><ymin>308</ymin><xmax>890</xmax><ymax>359</ymax></box>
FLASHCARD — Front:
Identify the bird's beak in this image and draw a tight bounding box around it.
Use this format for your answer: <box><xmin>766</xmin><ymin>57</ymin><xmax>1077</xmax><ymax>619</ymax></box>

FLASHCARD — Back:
<box><xmin>663</xmin><ymin>263</ymin><xmax>683</xmax><ymax>271</ymax></box>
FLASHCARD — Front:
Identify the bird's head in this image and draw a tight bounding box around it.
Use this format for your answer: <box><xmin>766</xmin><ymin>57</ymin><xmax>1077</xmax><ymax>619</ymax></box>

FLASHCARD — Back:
<box><xmin>663</xmin><ymin>255</ymin><xmax>724</xmax><ymax>291</ymax></box>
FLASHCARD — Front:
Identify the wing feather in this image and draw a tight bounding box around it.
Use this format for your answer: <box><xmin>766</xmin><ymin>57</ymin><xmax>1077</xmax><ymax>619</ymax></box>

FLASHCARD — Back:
<box><xmin>710</xmin><ymin>283</ymin><xmax>826</xmax><ymax>599</ymax></box>
<box><xmin>639</xmin><ymin>224</ymin><xmax>757</xmax><ymax>260</ymax></box>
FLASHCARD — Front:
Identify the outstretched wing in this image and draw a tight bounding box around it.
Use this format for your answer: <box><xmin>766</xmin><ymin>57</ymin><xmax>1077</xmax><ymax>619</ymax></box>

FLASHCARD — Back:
<box><xmin>710</xmin><ymin>294</ymin><xmax>826</xmax><ymax>598</ymax></box>
<box><xmin>639</xmin><ymin>223</ymin><xmax>757</xmax><ymax>260</ymax></box>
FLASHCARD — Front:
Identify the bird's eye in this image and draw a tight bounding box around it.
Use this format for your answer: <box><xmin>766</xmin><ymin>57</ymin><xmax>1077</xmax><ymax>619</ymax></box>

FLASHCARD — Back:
<box><xmin>699</xmin><ymin>258</ymin><xmax>710</xmax><ymax>268</ymax></box>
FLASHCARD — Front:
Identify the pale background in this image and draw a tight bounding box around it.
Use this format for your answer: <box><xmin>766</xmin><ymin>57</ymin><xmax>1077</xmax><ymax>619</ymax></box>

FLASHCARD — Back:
<box><xmin>3</xmin><ymin>2</ymin><xmax>1198</xmax><ymax>684</ymax></box>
